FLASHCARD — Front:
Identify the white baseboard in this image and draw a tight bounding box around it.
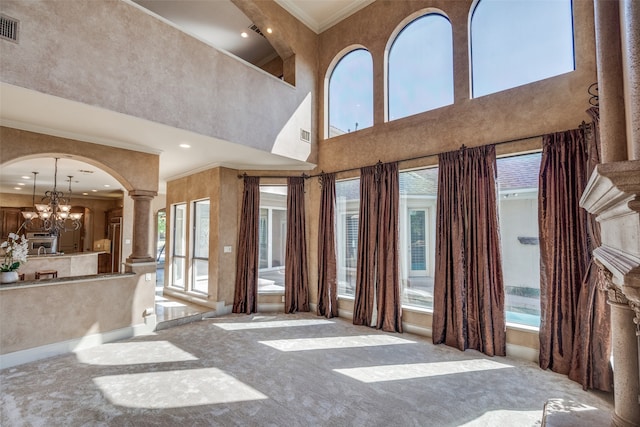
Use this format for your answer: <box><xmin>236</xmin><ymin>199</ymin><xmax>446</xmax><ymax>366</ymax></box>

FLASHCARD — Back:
<box><xmin>507</xmin><ymin>343</ymin><xmax>539</xmax><ymax>363</ymax></box>
<box><xmin>0</xmin><ymin>320</ymin><xmax>156</xmax><ymax>370</ymax></box>
<box><xmin>402</xmin><ymin>322</ymin><xmax>432</xmax><ymax>338</ymax></box>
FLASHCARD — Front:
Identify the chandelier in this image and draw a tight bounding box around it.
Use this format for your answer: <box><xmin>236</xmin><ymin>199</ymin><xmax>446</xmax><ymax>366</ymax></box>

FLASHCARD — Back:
<box><xmin>21</xmin><ymin>158</ymin><xmax>83</xmax><ymax>235</ymax></box>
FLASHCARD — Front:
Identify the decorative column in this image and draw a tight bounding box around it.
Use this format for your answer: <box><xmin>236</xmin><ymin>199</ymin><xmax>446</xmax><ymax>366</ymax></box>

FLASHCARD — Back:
<box><xmin>126</xmin><ymin>190</ymin><xmax>156</xmax><ymax>263</ymax></box>
<box><xmin>620</xmin><ymin>0</ymin><xmax>640</xmax><ymax>160</ymax></box>
<box><xmin>581</xmin><ymin>160</ymin><xmax>640</xmax><ymax>427</ymax></box>
<box><xmin>593</xmin><ymin>0</ymin><xmax>628</xmax><ymax>162</ymax></box>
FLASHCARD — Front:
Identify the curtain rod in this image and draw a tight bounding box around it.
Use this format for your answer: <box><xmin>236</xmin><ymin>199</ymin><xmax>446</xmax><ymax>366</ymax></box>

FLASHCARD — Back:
<box><xmin>237</xmin><ymin>130</ymin><xmax>554</xmax><ymax>180</ymax></box>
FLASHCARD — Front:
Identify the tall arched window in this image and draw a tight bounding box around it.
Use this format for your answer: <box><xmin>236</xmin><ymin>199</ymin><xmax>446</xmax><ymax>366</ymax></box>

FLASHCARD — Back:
<box><xmin>328</xmin><ymin>49</ymin><xmax>373</xmax><ymax>138</ymax></box>
<box><xmin>471</xmin><ymin>0</ymin><xmax>575</xmax><ymax>98</ymax></box>
<box><xmin>388</xmin><ymin>13</ymin><xmax>453</xmax><ymax>121</ymax></box>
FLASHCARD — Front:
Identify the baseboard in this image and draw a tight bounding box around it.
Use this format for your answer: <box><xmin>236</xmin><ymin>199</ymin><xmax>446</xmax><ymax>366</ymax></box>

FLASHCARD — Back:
<box><xmin>507</xmin><ymin>343</ymin><xmax>539</xmax><ymax>363</ymax></box>
<box><xmin>257</xmin><ymin>302</ymin><xmax>284</xmax><ymax>312</ymax></box>
<box><xmin>402</xmin><ymin>322</ymin><xmax>432</xmax><ymax>338</ymax></box>
<box><xmin>0</xmin><ymin>321</ymin><xmax>155</xmax><ymax>370</ymax></box>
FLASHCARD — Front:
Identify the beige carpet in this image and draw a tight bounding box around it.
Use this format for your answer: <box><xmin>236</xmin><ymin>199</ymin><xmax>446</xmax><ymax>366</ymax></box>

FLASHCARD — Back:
<box><xmin>1</xmin><ymin>312</ymin><xmax>613</xmax><ymax>426</ymax></box>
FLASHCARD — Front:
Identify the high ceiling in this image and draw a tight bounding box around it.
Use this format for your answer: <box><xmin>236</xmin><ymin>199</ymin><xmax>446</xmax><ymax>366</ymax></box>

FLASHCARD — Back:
<box><xmin>0</xmin><ymin>1</ymin><xmax>374</xmax><ymax>199</ymax></box>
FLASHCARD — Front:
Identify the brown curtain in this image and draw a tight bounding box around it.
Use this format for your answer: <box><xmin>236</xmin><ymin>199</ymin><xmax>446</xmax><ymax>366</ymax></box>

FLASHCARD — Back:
<box><xmin>353</xmin><ymin>165</ymin><xmax>378</xmax><ymax>327</ymax></box>
<box><xmin>317</xmin><ymin>173</ymin><xmax>339</xmax><ymax>318</ymax></box>
<box><xmin>567</xmin><ymin>108</ymin><xmax>613</xmax><ymax>391</ymax></box>
<box><xmin>353</xmin><ymin>163</ymin><xmax>402</xmax><ymax>332</ymax></box>
<box><xmin>538</xmin><ymin>127</ymin><xmax>590</xmax><ymax>373</ymax></box>
<box><xmin>376</xmin><ymin>162</ymin><xmax>402</xmax><ymax>332</ymax></box>
<box><xmin>285</xmin><ymin>177</ymin><xmax>310</xmax><ymax>313</ymax></box>
<box><xmin>233</xmin><ymin>176</ymin><xmax>260</xmax><ymax>314</ymax></box>
<box><xmin>432</xmin><ymin>145</ymin><xmax>506</xmax><ymax>356</ymax></box>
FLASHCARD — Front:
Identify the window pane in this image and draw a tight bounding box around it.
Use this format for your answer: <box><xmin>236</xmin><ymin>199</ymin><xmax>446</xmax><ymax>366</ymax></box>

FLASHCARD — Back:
<box><xmin>389</xmin><ymin>14</ymin><xmax>453</xmax><ymax>120</ymax></box>
<box><xmin>192</xmin><ymin>199</ymin><xmax>209</xmax><ymax>294</ymax></box>
<box><xmin>496</xmin><ymin>152</ymin><xmax>542</xmax><ymax>327</ymax></box>
<box><xmin>193</xmin><ymin>200</ymin><xmax>209</xmax><ymax>258</ymax></box>
<box><xmin>173</xmin><ymin>204</ymin><xmax>187</xmax><ymax>257</ymax></box>
<box><xmin>399</xmin><ymin>168</ymin><xmax>438</xmax><ymax>309</ymax></box>
<box><xmin>471</xmin><ymin>0</ymin><xmax>574</xmax><ymax>97</ymax></box>
<box><xmin>192</xmin><ymin>258</ymin><xmax>208</xmax><ymax>294</ymax></box>
<box><xmin>328</xmin><ymin>49</ymin><xmax>373</xmax><ymax>137</ymax></box>
<box><xmin>171</xmin><ymin>256</ymin><xmax>185</xmax><ymax>288</ymax></box>
<box><xmin>258</xmin><ymin>186</ymin><xmax>287</xmax><ymax>293</ymax></box>
<box><xmin>336</xmin><ymin>179</ymin><xmax>360</xmax><ymax>297</ymax></box>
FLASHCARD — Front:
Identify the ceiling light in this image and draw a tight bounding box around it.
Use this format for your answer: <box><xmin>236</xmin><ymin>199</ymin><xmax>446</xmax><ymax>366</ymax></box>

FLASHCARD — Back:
<box><xmin>21</xmin><ymin>176</ymin><xmax>30</xmax><ymax>180</ymax></box>
<box><xmin>13</xmin><ymin>187</ymin><xmax>21</xmax><ymax>190</ymax></box>
<box><xmin>179</xmin><ymin>143</ymin><xmax>191</xmax><ymax>148</ymax></box>
<box><xmin>91</xmin><ymin>189</ymin><xmax>98</xmax><ymax>193</ymax></box>
<box><xmin>17</xmin><ymin>183</ymin><xmax>25</xmax><ymax>186</ymax></box>
<box><xmin>82</xmin><ymin>192</ymin><xmax>89</xmax><ymax>196</ymax></box>
<box><xmin>266</xmin><ymin>28</ymin><xmax>273</xmax><ymax>34</ymax></box>
<box><xmin>241</xmin><ymin>32</ymin><xmax>248</xmax><ymax>38</ymax></box>
<box><xmin>104</xmin><ymin>184</ymin><xmax>111</xmax><ymax>188</ymax></box>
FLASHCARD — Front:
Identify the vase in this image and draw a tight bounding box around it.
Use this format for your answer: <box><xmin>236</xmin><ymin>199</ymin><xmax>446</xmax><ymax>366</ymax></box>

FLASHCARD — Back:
<box><xmin>0</xmin><ymin>271</ymin><xmax>19</xmax><ymax>284</ymax></box>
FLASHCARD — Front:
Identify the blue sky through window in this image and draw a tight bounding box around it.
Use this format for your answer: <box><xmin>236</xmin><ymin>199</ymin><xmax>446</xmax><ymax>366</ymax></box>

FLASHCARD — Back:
<box><xmin>389</xmin><ymin>14</ymin><xmax>454</xmax><ymax>121</ymax></box>
<box><xmin>471</xmin><ymin>0</ymin><xmax>575</xmax><ymax>97</ymax></box>
<box><xmin>328</xmin><ymin>49</ymin><xmax>373</xmax><ymax>136</ymax></box>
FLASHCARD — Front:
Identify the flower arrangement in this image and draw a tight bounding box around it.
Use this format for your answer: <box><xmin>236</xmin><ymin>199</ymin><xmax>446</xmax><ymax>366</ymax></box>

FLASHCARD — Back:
<box><xmin>1</xmin><ymin>232</ymin><xmax>29</xmax><ymax>272</ymax></box>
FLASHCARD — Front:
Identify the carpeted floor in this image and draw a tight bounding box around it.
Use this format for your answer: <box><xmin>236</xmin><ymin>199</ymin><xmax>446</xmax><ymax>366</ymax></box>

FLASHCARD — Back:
<box><xmin>0</xmin><ymin>312</ymin><xmax>613</xmax><ymax>426</ymax></box>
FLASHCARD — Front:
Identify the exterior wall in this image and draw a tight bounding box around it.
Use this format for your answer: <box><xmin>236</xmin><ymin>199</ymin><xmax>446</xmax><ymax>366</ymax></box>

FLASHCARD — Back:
<box><xmin>0</xmin><ymin>0</ymin><xmax>316</xmax><ymax>162</ymax></box>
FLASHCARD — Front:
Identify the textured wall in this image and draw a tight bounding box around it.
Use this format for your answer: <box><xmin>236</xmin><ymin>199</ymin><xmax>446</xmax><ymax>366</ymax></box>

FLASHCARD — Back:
<box><xmin>315</xmin><ymin>0</ymin><xmax>597</xmax><ymax>174</ymax></box>
<box><xmin>0</xmin><ymin>0</ymin><xmax>316</xmax><ymax>160</ymax></box>
<box><xmin>0</xmin><ymin>274</ymin><xmax>154</xmax><ymax>354</ymax></box>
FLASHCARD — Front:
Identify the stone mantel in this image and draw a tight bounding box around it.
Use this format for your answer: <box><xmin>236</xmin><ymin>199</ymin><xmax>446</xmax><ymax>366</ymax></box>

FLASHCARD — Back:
<box><xmin>580</xmin><ymin>160</ymin><xmax>640</xmax><ymax>301</ymax></box>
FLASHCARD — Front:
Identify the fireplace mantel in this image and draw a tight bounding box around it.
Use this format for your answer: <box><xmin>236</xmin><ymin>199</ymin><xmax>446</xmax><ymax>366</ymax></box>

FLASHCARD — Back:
<box><xmin>580</xmin><ymin>160</ymin><xmax>640</xmax><ymax>301</ymax></box>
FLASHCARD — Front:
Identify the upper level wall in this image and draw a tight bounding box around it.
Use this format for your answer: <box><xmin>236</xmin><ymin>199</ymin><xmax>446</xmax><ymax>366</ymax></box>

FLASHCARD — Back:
<box><xmin>317</xmin><ymin>0</ymin><xmax>597</xmax><ymax>173</ymax></box>
<box><xmin>0</xmin><ymin>0</ymin><xmax>317</xmax><ymax>160</ymax></box>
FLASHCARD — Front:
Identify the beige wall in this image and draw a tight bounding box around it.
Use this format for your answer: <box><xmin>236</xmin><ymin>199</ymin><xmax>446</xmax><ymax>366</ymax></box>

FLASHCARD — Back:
<box><xmin>0</xmin><ymin>0</ymin><xmax>318</xmax><ymax>161</ymax></box>
<box><xmin>0</xmin><ymin>271</ymin><xmax>155</xmax><ymax>355</ymax></box>
<box><xmin>316</xmin><ymin>0</ymin><xmax>596</xmax><ymax>173</ymax></box>
<box><xmin>165</xmin><ymin>167</ymin><xmax>238</xmax><ymax>309</ymax></box>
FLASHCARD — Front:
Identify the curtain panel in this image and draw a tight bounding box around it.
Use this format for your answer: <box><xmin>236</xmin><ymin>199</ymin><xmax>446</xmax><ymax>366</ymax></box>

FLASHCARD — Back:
<box><xmin>538</xmin><ymin>127</ymin><xmax>590</xmax><ymax>374</ymax></box>
<box><xmin>432</xmin><ymin>145</ymin><xmax>506</xmax><ymax>356</ymax></box>
<box><xmin>353</xmin><ymin>165</ymin><xmax>378</xmax><ymax>327</ymax></box>
<box><xmin>353</xmin><ymin>162</ymin><xmax>402</xmax><ymax>332</ymax></box>
<box><xmin>317</xmin><ymin>173</ymin><xmax>339</xmax><ymax>318</ymax></box>
<box><xmin>566</xmin><ymin>108</ymin><xmax>613</xmax><ymax>391</ymax></box>
<box><xmin>233</xmin><ymin>176</ymin><xmax>260</xmax><ymax>314</ymax></box>
<box><xmin>285</xmin><ymin>177</ymin><xmax>310</xmax><ymax>313</ymax></box>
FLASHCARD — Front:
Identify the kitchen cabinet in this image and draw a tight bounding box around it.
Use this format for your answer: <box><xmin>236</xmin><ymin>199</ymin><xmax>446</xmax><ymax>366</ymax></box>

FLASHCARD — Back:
<box><xmin>0</xmin><ymin>208</ymin><xmax>22</xmax><ymax>239</ymax></box>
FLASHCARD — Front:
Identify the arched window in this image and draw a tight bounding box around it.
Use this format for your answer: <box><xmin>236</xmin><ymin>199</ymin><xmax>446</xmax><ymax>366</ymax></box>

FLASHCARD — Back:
<box><xmin>388</xmin><ymin>13</ymin><xmax>453</xmax><ymax>121</ymax></box>
<box><xmin>470</xmin><ymin>0</ymin><xmax>575</xmax><ymax>98</ymax></box>
<box><xmin>328</xmin><ymin>49</ymin><xmax>373</xmax><ymax>138</ymax></box>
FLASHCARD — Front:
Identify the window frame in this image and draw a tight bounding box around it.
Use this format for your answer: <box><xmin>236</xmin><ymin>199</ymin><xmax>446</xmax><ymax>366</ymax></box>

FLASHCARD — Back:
<box><xmin>170</xmin><ymin>203</ymin><xmax>187</xmax><ymax>290</ymax></box>
<box><xmin>190</xmin><ymin>198</ymin><xmax>210</xmax><ymax>295</ymax></box>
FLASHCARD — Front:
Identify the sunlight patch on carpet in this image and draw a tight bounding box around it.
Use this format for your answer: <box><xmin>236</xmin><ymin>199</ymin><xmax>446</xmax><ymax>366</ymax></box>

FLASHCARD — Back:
<box><xmin>334</xmin><ymin>359</ymin><xmax>512</xmax><ymax>382</ymax></box>
<box><xmin>458</xmin><ymin>409</ymin><xmax>542</xmax><ymax>426</ymax></box>
<box><xmin>93</xmin><ymin>368</ymin><xmax>267</xmax><ymax>408</ymax></box>
<box><xmin>213</xmin><ymin>319</ymin><xmax>333</xmax><ymax>330</ymax></box>
<box><xmin>259</xmin><ymin>334</ymin><xmax>415</xmax><ymax>351</ymax></box>
<box><xmin>75</xmin><ymin>341</ymin><xmax>198</xmax><ymax>365</ymax></box>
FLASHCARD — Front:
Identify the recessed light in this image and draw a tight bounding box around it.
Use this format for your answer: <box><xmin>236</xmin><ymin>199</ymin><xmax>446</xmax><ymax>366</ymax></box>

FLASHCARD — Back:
<box><xmin>179</xmin><ymin>143</ymin><xmax>191</xmax><ymax>148</ymax></box>
<box><xmin>104</xmin><ymin>184</ymin><xmax>111</xmax><ymax>188</ymax></box>
<box><xmin>21</xmin><ymin>176</ymin><xmax>30</xmax><ymax>180</ymax></box>
<box><xmin>13</xmin><ymin>187</ymin><xmax>22</xmax><ymax>190</ymax></box>
<box><xmin>241</xmin><ymin>32</ymin><xmax>248</xmax><ymax>38</ymax></box>
<box><xmin>82</xmin><ymin>192</ymin><xmax>89</xmax><ymax>196</ymax></box>
<box><xmin>267</xmin><ymin>28</ymin><xmax>273</xmax><ymax>34</ymax></box>
<box><xmin>91</xmin><ymin>189</ymin><xmax>98</xmax><ymax>192</ymax></box>
<box><xmin>17</xmin><ymin>182</ymin><xmax>25</xmax><ymax>186</ymax></box>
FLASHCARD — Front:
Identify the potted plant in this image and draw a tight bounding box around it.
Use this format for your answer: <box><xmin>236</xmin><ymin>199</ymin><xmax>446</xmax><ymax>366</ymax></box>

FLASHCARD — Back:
<box><xmin>1</xmin><ymin>231</ymin><xmax>28</xmax><ymax>283</ymax></box>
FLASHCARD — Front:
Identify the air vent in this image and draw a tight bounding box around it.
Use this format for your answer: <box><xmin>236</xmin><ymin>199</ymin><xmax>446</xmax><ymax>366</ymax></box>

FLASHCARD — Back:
<box><xmin>0</xmin><ymin>14</ymin><xmax>19</xmax><ymax>43</ymax></box>
<box><xmin>248</xmin><ymin>24</ymin><xmax>265</xmax><ymax>38</ymax></box>
<box><xmin>300</xmin><ymin>129</ymin><xmax>311</xmax><ymax>143</ymax></box>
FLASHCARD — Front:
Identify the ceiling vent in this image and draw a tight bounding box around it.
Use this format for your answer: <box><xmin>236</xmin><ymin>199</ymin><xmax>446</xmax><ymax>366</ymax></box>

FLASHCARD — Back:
<box><xmin>300</xmin><ymin>129</ymin><xmax>311</xmax><ymax>143</ymax></box>
<box><xmin>0</xmin><ymin>14</ymin><xmax>19</xmax><ymax>43</ymax></box>
<box><xmin>248</xmin><ymin>24</ymin><xmax>266</xmax><ymax>38</ymax></box>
